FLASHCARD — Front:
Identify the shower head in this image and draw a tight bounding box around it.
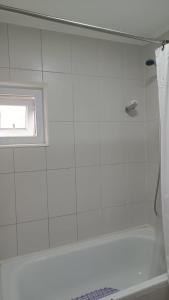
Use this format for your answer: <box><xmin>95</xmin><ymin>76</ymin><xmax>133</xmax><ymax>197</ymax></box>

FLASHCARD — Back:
<box><xmin>125</xmin><ymin>100</ymin><xmax>138</xmax><ymax>116</ymax></box>
<box><xmin>145</xmin><ymin>59</ymin><xmax>156</xmax><ymax>66</ymax></box>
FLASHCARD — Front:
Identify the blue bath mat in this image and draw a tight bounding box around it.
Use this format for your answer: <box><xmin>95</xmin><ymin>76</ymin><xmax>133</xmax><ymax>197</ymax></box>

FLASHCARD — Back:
<box><xmin>71</xmin><ymin>287</ymin><xmax>119</xmax><ymax>300</ymax></box>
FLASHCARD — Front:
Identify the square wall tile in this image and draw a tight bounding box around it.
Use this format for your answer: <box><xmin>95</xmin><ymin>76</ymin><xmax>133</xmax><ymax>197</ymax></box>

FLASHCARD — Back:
<box><xmin>123</xmin><ymin>44</ymin><xmax>144</xmax><ymax>81</ymax></box>
<box><xmin>103</xmin><ymin>206</ymin><xmax>127</xmax><ymax>234</ymax></box>
<box><xmin>49</xmin><ymin>215</ymin><xmax>77</xmax><ymax>248</ymax></box>
<box><xmin>10</xmin><ymin>69</ymin><xmax>42</xmax><ymax>82</ymax></box>
<box><xmin>47</xmin><ymin>169</ymin><xmax>76</xmax><ymax>217</ymax></box>
<box><xmin>103</xmin><ymin>202</ymin><xmax>148</xmax><ymax>234</ymax></box>
<box><xmin>73</xmin><ymin>76</ymin><xmax>99</xmax><ymax>121</ymax></box>
<box><xmin>43</xmin><ymin>72</ymin><xmax>73</xmax><ymax>121</ymax></box>
<box><xmin>100</xmin><ymin>122</ymin><xmax>146</xmax><ymax>164</ymax></box>
<box><xmin>0</xmin><ymin>225</ymin><xmax>17</xmax><ymax>259</ymax></box>
<box><xmin>146</xmin><ymin>121</ymin><xmax>160</xmax><ymax>163</ymax></box>
<box><xmin>42</xmin><ymin>31</ymin><xmax>71</xmax><ymax>72</ymax></box>
<box><xmin>17</xmin><ymin>219</ymin><xmax>49</xmax><ymax>255</ymax></box>
<box><xmin>0</xmin><ymin>68</ymin><xmax>10</xmax><ymax>81</ymax></box>
<box><xmin>145</xmin><ymin>77</ymin><xmax>159</xmax><ymax>121</ymax></box>
<box><xmin>75</xmin><ymin>122</ymin><xmax>100</xmax><ymax>167</ymax></box>
<box><xmin>77</xmin><ymin>210</ymin><xmax>103</xmax><ymax>240</ymax></box>
<box><xmin>15</xmin><ymin>171</ymin><xmax>48</xmax><ymax>222</ymax></box>
<box><xmin>8</xmin><ymin>25</ymin><xmax>42</xmax><ymax>70</ymax></box>
<box><xmin>0</xmin><ymin>148</ymin><xmax>14</xmax><ymax>173</ymax></box>
<box><xmin>47</xmin><ymin>122</ymin><xmax>75</xmax><ymax>169</ymax></box>
<box><xmin>98</xmin><ymin>40</ymin><xmax>123</xmax><ymax>77</ymax></box>
<box><xmin>72</xmin><ymin>36</ymin><xmax>99</xmax><ymax>75</ymax></box>
<box><xmin>101</xmin><ymin>164</ymin><xmax>146</xmax><ymax>208</ymax></box>
<box><xmin>14</xmin><ymin>147</ymin><xmax>46</xmax><ymax>172</ymax></box>
<box><xmin>0</xmin><ymin>174</ymin><xmax>15</xmax><ymax>226</ymax></box>
<box><xmin>76</xmin><ymin>166</ymin><xmax>101</xmax><ymax>213</ymax></box>
<box><xmin>0</xmin><ymin>24</ymin><xmax>9</xmax><ymax>67</ymax></box>
<box><xmin>99</xmin><ymin>78</ymin><xmax>123</xmax><ymax>121</ymax></box>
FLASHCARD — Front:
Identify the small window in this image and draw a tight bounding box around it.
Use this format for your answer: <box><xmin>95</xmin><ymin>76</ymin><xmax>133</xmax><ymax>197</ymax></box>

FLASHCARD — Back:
<box><xmin>0</xmin><ymin>83</ymin><xmax>48</xmax><ymax>147</ymax></box>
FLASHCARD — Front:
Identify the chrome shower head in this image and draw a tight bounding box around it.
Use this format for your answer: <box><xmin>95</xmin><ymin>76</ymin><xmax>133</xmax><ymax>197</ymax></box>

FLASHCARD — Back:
<box><xmin>125</xmin><ymin>100</ymin><xmax>138</xmax><ymax>112</ymax></box>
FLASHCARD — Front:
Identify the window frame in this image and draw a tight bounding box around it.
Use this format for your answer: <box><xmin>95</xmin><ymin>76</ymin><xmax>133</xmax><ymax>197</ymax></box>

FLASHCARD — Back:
<box><xmin>0</xmin><ymin>82</ymin><xmax>48</xmax><ymax>147</ymax></box>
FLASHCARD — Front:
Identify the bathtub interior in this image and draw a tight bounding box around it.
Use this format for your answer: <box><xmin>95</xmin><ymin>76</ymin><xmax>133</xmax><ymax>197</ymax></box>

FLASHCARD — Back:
<box><xmin>0</xmin><ymin>227</ymin><xmax>167</xmax><ymax>300</ymax></box>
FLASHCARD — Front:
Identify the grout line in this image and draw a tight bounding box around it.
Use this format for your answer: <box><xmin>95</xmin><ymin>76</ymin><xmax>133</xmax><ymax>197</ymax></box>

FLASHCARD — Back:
<box><xmin>72</xmin><ymin>63</ymin><xmax>79</xmax><ymax>242</ymax></box>
<box><xmin>12</xmin><ymin>148</ymin><xmax>19</xmax><ymax>256</ymax></box>
<box><xmin>40</xmin><ymin>29</ymin><xmax>50</xmax><ymax>249</ymax></box>
<box><xmin>6</xmin><ymin>24</ymin><xmax>11</xmax><ymax>79</ymax></box>
<box><xmin>0</xmin><ymin>160</ymin><xmax>152</xmax><ymax>175</ymax></box>
<box><xmin>0</xmin><ymin>213</ymin><xmax>77</xmax><ymax>227</ymax></box>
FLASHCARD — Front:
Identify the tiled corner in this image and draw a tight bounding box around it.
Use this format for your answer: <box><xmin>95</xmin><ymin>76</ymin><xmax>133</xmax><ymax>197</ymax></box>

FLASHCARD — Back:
<box><xmin>8</xmin><ymin>25</ymin><xmax>42</xmax><ymax>70</ymax></box>
<box><xmin>49</xmin><ymin>215</ymin><xmax>77</xmax><ymax>247</ymax></box>
<box><xmin>17</xmin><ymin>219</ymin><xmax>49</xmax><ymax>255</ymax></box>
<box><xmin>15</xmin><ymin>171</ymin><xmax>48</xmax><ymax>222</ymax></box>
<box><xmin>47</xmin><ymin>168</ymin><xmax>76</xmax><ymax>217</ymax></box>
<box><xmin>42</xmin><ymin>30</ymin><xmax>71</xmax><ymax>73</ymax></box>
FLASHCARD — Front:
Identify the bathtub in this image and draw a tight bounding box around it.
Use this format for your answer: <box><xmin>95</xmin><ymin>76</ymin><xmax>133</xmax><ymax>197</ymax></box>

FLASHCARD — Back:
<box><xmin>0</xmin><ymin>226</ymin><xmax>168</xmax><ymax>300</ymax></box>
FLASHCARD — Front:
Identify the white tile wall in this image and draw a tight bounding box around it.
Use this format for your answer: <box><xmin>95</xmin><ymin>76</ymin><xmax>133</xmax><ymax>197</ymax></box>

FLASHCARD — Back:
<box><xmin>14</xmin><ymin>147</ymin><xmax>46</xmax><ymax>172</ymax></box>
<box><xmin>17</xmin><ymin>219</ymin><xmax>49</xmax><ymax>255</ymax></box>
<box><xmin>75</xmin><ymin>122</ymin><xmax>100</xmax><ymax>166</ymax></box>
<box><xmin>0</xmin><ymin>24</ymin><xmax>9</xmax><ymax>68</ymax></box>
<box><xmin>15</xmin><ymin>171</ymin><xmax>48</xmax><ymax>222</ymax></box>
<box><xmin>0</xmin><ymin>22</ymin><xmax>151</xmax><ymax>259</ymax></box>
<box><xmin>47</xmin><ymin>168</ymin><xmax>76</xmax><ymax>217</ymax></box>
<box><xmin>0</xmin><ymin>225</ymin><xmax>17</xmax><ymax>259</ymax></box>
<box><xmin>0</xmin><ymin>174</ymin><xmax>15</xmax><ymax>226</ymax></box>
<box><xmin>42</xmin><ymin>31</ymin><xmax>71</xmax><ymax>73</ymax></box>
<box><xmin>76</xmin><ymin>166</ymin><xmax>101</xmax><ymax>213</ymax></box>
<box><xmin>49</xmin><ymin>215</ymin><xmax>77</xmax><ymax>247</ymax></box>
<box><xmin>43</xmin><ymin>72</ymin><xmax>73</xmax><ymax>122</ymax></box>
<box><xmin>8</xmin><ymin>25</ymin><xmax>42</xmax><ymax>70</ymax></box>
<box><xmin>47</xmin><ymin>122</ymin><xmax>75</xmax><ymax>169</ymax></box>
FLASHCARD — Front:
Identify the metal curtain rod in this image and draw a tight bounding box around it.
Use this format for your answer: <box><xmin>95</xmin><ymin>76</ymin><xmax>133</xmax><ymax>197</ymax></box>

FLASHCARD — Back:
<box><xmin>0</xmin><ymin>4</ymin><xmax>168</xmax><ymax>46</ymax></box>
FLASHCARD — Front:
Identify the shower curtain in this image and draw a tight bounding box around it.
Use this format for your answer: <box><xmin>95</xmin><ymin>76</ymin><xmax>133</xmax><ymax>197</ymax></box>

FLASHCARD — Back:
<box><xmin>156</xmin><ymin>44</ymin><xmax>169</xmax><ymax>277</ymax></box>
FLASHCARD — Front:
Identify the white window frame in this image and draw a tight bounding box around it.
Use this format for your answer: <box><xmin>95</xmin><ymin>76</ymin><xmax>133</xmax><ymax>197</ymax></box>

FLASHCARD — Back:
<box><xmin>0</xmin><ymin>82</ymin><xmax>48</xmax><ymax>147</ymax></box>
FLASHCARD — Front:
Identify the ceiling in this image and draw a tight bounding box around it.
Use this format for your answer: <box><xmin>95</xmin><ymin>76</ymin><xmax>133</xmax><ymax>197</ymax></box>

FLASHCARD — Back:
<box><xmin>0</xmin><ymin>0</ymin><xmax>169</xmax><ymax>44</ymax></box>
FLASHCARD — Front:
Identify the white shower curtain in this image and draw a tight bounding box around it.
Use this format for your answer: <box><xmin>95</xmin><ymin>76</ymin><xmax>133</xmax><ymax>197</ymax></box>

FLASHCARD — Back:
<box><xmin>156</xmin><ymin>44</ymin><xmax>169</xmax><ymax>276</ymax></box>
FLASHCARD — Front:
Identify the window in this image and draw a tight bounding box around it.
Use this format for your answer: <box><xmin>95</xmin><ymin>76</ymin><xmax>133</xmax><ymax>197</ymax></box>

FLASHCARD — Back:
<box><xmin>0</xmin><ymin>83</ymin><xmax>48</xmax><ymax>146</ymax></box>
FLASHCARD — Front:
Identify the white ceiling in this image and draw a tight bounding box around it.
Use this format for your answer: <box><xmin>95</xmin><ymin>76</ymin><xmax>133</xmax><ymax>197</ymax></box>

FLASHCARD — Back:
<box><xmin>0</xmin><ymin>0</ymin><xmax>169</xmax><ymax>44</ymax></box>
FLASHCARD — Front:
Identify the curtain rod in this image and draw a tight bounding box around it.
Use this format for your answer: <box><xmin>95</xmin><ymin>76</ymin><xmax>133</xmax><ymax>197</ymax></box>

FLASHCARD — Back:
<box><xmin>0</xmin><ymin>4</ymin><xmax>168</xmax><ymax>46</ymax></box>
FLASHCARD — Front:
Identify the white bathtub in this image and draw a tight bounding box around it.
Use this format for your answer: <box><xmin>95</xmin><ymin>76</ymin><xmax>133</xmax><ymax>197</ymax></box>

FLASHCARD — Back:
<box><xmin>0</xmin><ymin>226</ymin><xmax>168</xmax><ymax>300</ymax></box>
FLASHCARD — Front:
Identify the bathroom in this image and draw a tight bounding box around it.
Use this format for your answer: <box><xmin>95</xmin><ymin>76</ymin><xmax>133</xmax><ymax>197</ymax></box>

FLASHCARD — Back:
<box><xmin>0</xmin><ymin>1</ymin><xmax>169</xmax><ymax>300</ymax></box>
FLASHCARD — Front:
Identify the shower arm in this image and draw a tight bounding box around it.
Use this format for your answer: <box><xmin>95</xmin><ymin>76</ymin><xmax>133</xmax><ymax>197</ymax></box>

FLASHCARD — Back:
<box><xmin>0</xmin><ymin>4</ymin><xmax>169</xmax><ymax>47</ymax></box>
